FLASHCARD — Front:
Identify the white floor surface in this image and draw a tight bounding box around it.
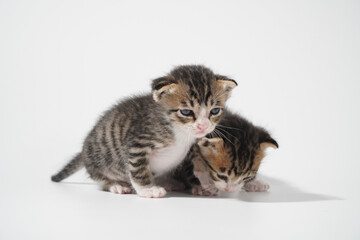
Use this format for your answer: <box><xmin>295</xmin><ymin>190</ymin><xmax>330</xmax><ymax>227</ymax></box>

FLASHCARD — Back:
<box><xmin>1</xmin><ymin>1</ymin><xmax>360</xmax><ymax>240</ymax></box>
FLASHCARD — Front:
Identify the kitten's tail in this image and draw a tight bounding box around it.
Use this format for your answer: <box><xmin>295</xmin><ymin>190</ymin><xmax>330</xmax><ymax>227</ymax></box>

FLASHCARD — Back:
<box><xmin>51</xmin><ymin>153</ymin><xmax>84</xmax><ymax>182</ymax></box>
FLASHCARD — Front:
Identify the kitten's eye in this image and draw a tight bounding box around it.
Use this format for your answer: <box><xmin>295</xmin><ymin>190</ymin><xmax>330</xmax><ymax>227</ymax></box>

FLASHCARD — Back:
<box><xmin>210</xmin><ymin>108</ymin><xmax>221</xmax><ymax>115</ymax></box>
<box><xmin>180</xmin><ymin>109</ymin><xmax>193</xmax><ymax>116</ymax></box>
<box><xmin>217</xmin><ymin>173</ymin><xmax>228</xmax><ymax>181</ymax></box>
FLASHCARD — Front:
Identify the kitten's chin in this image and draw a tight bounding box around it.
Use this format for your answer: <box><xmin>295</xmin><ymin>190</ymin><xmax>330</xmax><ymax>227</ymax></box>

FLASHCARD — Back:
<box><xmin>193</xmin><ymin>132</ymin><xmax>209</xmax><ymax>138</ymax></box>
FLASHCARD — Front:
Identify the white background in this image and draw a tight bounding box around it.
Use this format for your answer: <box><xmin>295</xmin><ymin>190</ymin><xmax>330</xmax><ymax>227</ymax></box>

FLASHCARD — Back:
<box><xmin>1</xmin><ymin>0</ymin><xmax>360</xmax><ymax>239</ymax></box>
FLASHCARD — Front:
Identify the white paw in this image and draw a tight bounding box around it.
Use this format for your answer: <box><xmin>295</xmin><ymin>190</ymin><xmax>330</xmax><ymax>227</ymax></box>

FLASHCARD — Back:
<box><xmin>109</xmin><ymin>184</ymin><xmax>133</xmax><ymax>194</ymax></box>
<box><xmin>192</xmin><ymin>185</ymin><xmax>219</xmax><ymax>196</ymax></box>
<box><xmin>136</xmin><ymin>186</ymin><xmax>167</xmax><ymax>198</ymax></box>
<box><xmin>243</xmin><ymin>179</ymin><xmax>270</xmax><ymax>192</ymax></box>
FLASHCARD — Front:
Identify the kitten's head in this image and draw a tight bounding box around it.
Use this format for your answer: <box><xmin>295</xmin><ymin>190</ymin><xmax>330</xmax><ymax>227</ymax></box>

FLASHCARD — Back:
<box><xmin>151</xmin><ymin>65</ymin><xmax>237</xmax><ymax>138</ymax></box>
<box><xmin>197</xmin><ymin>132</ymin><xmax>278</xmax><ymax>193</ymax></box>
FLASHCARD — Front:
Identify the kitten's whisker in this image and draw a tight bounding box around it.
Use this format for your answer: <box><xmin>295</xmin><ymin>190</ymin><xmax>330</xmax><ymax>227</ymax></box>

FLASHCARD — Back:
<box><xmin>209</xmin><ymin>131</ymin><xmax>215</xmax><ymax>139</ymax></box>
<box><xmin>214</xmin><ymin>129</ymin><xmax>235</xmax><ymax>147</ymax></box>
<box><xmin>211</xmin><ymin>129</ymin><xmax>221</xmax><ymax>139</ymax></box>
<box><xmin>213</xmin><ymin>130</ymin><xmax>226</xmax><ymax>144</ymax></box>
<box><xmin>216</xmin><ymin>126</ymin><xmax>240</xmax><ymax>143</ymax></box>
<box><xmin>216</xmin><ymin>124</ymin><xmax>244</xmax><ymax>132</ymax></box>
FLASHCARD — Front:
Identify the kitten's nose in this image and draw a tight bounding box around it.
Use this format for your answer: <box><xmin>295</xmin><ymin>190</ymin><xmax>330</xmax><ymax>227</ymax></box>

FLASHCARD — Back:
<box><xmin>197</xmin><ymin>122</ymin><xmax>209</xmax><ymax>131</ymax></box>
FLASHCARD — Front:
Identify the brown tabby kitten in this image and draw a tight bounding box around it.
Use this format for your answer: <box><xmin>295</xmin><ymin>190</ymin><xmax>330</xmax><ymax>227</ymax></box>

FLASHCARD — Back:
<box><xmin>174</xmin><ymin>109</ymin><xmax>278</xmax><ymax>196</ymax></box>
<box><xmin>51</xmin><ymin>65</ymin><xmax>237</xmax><ymax>198</ymax></box>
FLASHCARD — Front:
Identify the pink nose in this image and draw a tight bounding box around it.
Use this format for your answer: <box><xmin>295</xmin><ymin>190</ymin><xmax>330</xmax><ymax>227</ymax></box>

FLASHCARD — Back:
<box><xmin>197</xmin><ymin>123</ymin><xmax>209</xmax><ymax>131</ymax></box>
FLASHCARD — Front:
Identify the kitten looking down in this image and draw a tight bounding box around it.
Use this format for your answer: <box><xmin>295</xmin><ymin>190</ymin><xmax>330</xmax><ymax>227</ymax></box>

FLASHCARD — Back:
<box><xmin>175</xmin><ymin>109</ymin><xmax>278</xmax><ymax>196</ymax></box>
<box><xmin>51</xmin><ymin>65</ymin><xmax>237</xmax><ymax>198</ymax></box>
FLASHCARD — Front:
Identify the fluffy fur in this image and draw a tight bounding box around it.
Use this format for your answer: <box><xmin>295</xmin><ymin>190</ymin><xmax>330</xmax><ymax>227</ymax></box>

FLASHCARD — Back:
<box><xmin>174</xmin><ymin>109</ymin><xmax>278</xmax><ymax>196</ymax></box>
<box><xmin>51</xmin><ymin>65</ymin><xmax>237</xmax><ymax>198</ymax></box>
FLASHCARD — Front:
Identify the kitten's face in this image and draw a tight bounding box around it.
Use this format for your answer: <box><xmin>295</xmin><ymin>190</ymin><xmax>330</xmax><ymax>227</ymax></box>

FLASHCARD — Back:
<box><xmin>197</xmin><ymin>137</ymin><xmax>277</xmax><ymax>193</ymax></box>
<box><xmin>152</xmin><ymin>66</ymin><xmax>237</xmax><ymax>138</ymax></box>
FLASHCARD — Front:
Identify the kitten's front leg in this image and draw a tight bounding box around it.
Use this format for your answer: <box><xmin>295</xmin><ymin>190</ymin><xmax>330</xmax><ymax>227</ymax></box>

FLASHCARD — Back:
<box><xmin>192</xmin><ymin>171</ymin><xmax>219</xmax><ymax>196</ymax></box>
<box><xmin>243</xmin><ymin>179</ymin><xmax>270</xmax><ymax>192</ymax></box>
<box><xmin>192</xmin><ymin>184</ymin><xmax>219</xmax><ymax>196</ymax></box>
<box><xmin>128</xmin><ymin>149</ymin><xmax>166</xmax><ymax>198</ymax></box>
<box><xmin>191</xmin><ymin>156</ymin><xmax>219</xmax><ymax>196</ymax></box>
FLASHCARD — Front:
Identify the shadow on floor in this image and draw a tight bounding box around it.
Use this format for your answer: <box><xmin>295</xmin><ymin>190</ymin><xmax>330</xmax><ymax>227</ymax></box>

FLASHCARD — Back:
<box><xmin>167</xmin><ymin>175</ymin><xmax>342</xmax><ymax>203</ymax></box>
<box><xmin>223</xmin><ymin>175</ymin><xmax>341</xmax><ymax>203</ymax></box>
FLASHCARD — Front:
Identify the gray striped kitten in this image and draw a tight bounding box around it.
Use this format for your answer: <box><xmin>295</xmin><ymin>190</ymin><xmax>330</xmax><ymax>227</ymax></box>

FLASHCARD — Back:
<box><xmin>51</xmin><ymin>65</ymin><xmax>237</xmax><ymax>198</ymax></box>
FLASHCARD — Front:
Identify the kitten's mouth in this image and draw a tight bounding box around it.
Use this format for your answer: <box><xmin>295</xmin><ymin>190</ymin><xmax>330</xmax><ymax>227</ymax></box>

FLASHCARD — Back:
<box><xmin>195</xmin><ymin>129</ymin><xmax>207</xmax><ymax>135</ymax></box>
<box><xmin>193</xmin><ymin>126</ymin><xmax>215</xmax><ymax>138</ymax></box>
<box><xmin>194</xmin><ymin>129</ymin><xmax>211</xmax><ymax>138</ymax></box>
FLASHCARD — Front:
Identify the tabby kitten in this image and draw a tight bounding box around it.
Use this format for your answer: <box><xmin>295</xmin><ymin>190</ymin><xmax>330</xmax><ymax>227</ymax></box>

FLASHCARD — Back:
<box><xmin>176</xmin><ymin>109</ymin><xmax>278</xmax><ymax>196</ymax></box>
<box><xmin>51</xmin><ymin>65</ymin><xmax>237</xmax><ymax>198</ymax></box>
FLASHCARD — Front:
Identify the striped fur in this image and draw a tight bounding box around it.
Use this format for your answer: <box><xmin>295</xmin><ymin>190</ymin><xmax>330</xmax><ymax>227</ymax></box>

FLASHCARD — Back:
<box><xmin>51</xmin><ymin>153</ymin><xmax>83</xmax><ymax>182</ymax></box>
<box><xmin>175</xmin><ymin>109</ymin><xmax>278</xmax><ymax>195</ymax></box>
<box><xmin>51</xmin><ymin>65</ymin><xmax>237</xmax><ymax>198</ymax></box>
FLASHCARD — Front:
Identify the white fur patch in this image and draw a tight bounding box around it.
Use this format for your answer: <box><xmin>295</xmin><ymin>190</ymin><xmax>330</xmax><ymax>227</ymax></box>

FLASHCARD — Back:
<box><xmin>133</xmin><ymin>184</ymin><xmax>167</xmax><ymax>198</ymax></box>
<box><xmin>108</xmin><ymin>184</ymin><xmax>133</xmax><ymax>194</ymax></box>
<box><xmin>198</xmin><ymin>107</ymin><xmax>207</xmax><ymax>119</ymax></box>
<box><xmin>149</xmin><ymin>126</ymin><xmax>195</xmax><ymax>176</ymax></box>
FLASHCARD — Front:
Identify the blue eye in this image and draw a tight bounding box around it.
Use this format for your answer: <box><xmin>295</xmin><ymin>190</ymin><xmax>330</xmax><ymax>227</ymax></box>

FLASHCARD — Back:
<box><xmin>180</xmin><ymin>109</ymin><xmax>193</xmax><ymax>116</ymax></box>
<box><xmin>210</xmin><ymin>108</ymin><xmax>221</xmax><ymax>115</ymax></box>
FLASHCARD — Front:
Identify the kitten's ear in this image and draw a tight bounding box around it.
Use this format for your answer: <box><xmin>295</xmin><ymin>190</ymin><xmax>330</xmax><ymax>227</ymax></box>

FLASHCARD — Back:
<box><xmin>198</xmin><ymin>137</ymin><xmax>223</xmax><ymax>148</ymax></box>
<box><xmin>258</xmin><ymin>128</ymin><xmax>278</xmax><ymax>150</ymax></box>
<box><xmin>260</xmin><ymin>137</ymin><xmax>279</xmax><ymax>150</ymax></box>
<box><xmin>151</xmin><ymin>76</ymin><xmax>178</xmax><ymax>102</ymax></box>
<box><xmin>215</xmin><ymin>75</ymin><xmax>238</xmax><ymax>92</ymax></box>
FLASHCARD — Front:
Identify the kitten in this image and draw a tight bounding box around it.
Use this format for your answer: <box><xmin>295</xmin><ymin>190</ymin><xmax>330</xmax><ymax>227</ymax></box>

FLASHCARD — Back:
<box><xmin>51</xmin><ymin>65</ymin><xmax>237</xmax><ymax>198</ymax></box>
<box><xmin>175</xmin><ymin>109</ymin><xmax>278</xmax><ymax>196</ymax></box>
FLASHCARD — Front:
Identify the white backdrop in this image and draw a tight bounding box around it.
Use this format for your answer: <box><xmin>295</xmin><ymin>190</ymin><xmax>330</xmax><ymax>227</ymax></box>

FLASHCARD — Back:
<box><xmin>1</xmin><ymin>0</ymin><xmax>360</xmax><ymax>239</ymax></box>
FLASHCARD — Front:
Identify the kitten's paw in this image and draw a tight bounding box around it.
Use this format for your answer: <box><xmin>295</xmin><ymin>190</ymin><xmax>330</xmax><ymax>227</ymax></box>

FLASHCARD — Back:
<box><xmin>109</xmin><ymin>184</ymin><xmax>133</xmax><ymax>194</ymax></box>
<box><xmin>136</xmin><ymin>186</ymin><xmax>167</xmax><ymax>198</ymax></box>
<box><xmin>243</xmin><ymin>179</ymin><xmax>270</xmax><ymax>192</ymax></box>
<box><xmin>192</xmin><ymin>185</ymin><xmax>219</xmax><ymax>196</ymax></box>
